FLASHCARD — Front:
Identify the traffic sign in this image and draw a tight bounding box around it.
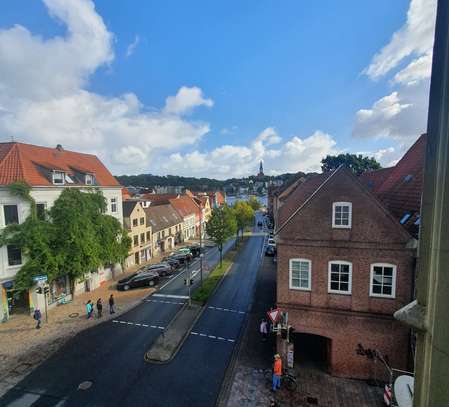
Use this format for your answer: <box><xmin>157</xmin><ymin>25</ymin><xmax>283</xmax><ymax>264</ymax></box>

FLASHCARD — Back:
<box><xmin>267</xmin><ymin>308</ymin><xmax>281</xmax><ymax>324</ymax></box>
<box><xmin>33</xmin><ymin>275</ymin><xmax>47</xmax><ymax>282</ymax></box>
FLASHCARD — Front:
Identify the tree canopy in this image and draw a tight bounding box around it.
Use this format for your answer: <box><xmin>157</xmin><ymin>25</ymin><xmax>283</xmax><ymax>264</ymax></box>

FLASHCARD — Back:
<box><xmin>205</xmin><ymin>205</ymin><xmax>237</xmax><ymax>266</ymax></box>
<box><xmin>321</xmin><ymin>153</ymin><xmax>381</xmax><ymax>175</ymax></box>
<box><xmin>233</xmin><ymin>200</ymin><xmax>255</xmax><ymax>238</ymax></box>
<box><xmin>248</xmin><ymin>196</ymin><xmax>261</xmax><ymax>211</ymax></box>
<box><xmin>0</xmin><ymin>185</ymin><xmax>130</xmax><ymax>293</ymax></box>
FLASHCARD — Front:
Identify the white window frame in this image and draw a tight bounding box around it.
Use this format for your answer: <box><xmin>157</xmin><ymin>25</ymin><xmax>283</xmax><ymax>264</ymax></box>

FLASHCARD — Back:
<box><xmin>289</xmin><ymin>258</ymin><xmax>312</xmax><ymax>291</ymax></box>
<box><xmin>369</xmin><ymin>263</ymin><xmax>397</xmax><ymax>299</ymax></box>
<box><xmin>52</xmin><ymin>171</ymin><xmax>65</xmax><ymax>185</ymax></box>
<box><xmin>85</xmin><ymin>174</ymin><xmax>94</xmax><ymax>185</ymax></box>
<box><xmin>110</xmin><ymin>198</ymin><xmax>117</xmax><ymax>213</ymax></box>
<box><xmin>328</xmin><ymin>261</ymin><xmax>352</xmax><ymax>295</ymax></box>
<box><xmin>332</xmin><ymin>202</ymin><xmax>352</xmax><ymax>229</ymax></box>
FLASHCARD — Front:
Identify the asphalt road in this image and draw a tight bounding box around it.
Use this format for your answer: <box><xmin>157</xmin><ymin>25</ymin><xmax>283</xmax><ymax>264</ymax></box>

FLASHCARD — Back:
<box><xmin>1</xmin><ymin>214</ymin><xmax>267</xmax><ymax>407</ymax></box>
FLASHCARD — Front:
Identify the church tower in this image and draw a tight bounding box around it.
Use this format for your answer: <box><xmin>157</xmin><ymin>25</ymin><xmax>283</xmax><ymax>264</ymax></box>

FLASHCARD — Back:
<box><xmin>257</xmin><ymin>160</ymin><xmax>264</xmax><ymax>177</ymax></box>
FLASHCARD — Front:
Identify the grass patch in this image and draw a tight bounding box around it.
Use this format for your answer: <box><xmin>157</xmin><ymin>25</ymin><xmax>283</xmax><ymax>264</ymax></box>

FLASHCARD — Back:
<box><xmin>191</xmin><ymin>251</ymin><xmax>237</xmax><ymax>305</ymax></box>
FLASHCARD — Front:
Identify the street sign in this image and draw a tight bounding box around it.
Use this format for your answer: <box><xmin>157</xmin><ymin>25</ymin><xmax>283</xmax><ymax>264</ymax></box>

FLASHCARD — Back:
<box><xmin>267</xmin><ymin>308</ymin><xmax>281</xmax><ymax>324</ymax></box>
<box><xmin>33</xmin><ymin>275</ymin><xmax>47</xmax><ymax>282</ymax></box>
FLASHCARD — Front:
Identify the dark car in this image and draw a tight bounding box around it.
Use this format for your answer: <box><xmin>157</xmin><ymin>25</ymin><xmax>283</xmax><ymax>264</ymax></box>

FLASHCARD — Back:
<box><xmin>189</xmin><ymin>245</ymin><xmax>202</xmax><ymax>258</ymax></box>
<box><xmin>167</xmin><ymin>253</ymin><xmax>188</xmax><ymax>265</ymax></box>
<box><xmin>265</xmin><ymin>245</ymin><xmax>276</xmax><ymax>257</ymax></box>
<box><xmin>142</xmin><ymin>263</ymin><xmax>172</xmax><ymax>276</ymax></box>
<box><xmin>162</xmin><ymin>257</ymin><xmax>182</xmax><ymax>269</ymax></box>
<box><xmin>117</xmin><ymin>272</ymin><xmax>159</xmax><ymax>291</ymax></box>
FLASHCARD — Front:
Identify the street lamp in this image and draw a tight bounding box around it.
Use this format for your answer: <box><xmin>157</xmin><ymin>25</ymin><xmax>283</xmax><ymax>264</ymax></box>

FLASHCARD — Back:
<box><xmin>199</xmin><ymin>202</ymin><xmax>203</xmax><ymax>288</ymax></box>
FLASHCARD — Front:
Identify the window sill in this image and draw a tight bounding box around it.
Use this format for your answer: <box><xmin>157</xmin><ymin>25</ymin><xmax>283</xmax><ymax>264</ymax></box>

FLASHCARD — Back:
<box><xmin>369</xmin><ymin>294</ymin><xmax>396</xmax><ymax>300</ymax></box>
<box><xmin>328</xmin><ymin>290</ymin><xmax>352</xmax><ymax>296</ymax></box>
<box><xmin>289</xmin><ymin>287</ymin><xmax>311</xmax><ymax>292</ymax></box>
<box><xmin>331</xmin><ymin>225</ymin><xmax>352</xmax><ymax>229</ymax></box>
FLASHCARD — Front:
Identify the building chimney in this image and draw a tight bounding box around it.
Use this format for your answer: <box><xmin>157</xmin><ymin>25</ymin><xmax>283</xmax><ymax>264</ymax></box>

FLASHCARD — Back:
<box><xmin>56</xmin><ymin>144</ymin><xmax>63</xmax><ymax>151</ymax></box>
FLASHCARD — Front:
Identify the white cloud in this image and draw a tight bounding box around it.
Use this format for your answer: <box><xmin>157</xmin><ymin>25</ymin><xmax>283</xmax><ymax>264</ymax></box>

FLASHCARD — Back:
<box><xmin>160</xmin><ymin>129</ymin><xmax>337</xmax><ymax>179</ymax></box>
<box><xmin>125</xmin><ymin>35</ymin><xmax>140</xmax><ymax>57</ymax></box>
<box><xmin>354</xmin><ymin>0</ymin><xmax>436</xmax><ymax>143</ymax></box>
<box><xmin>163</xmin><ymin>86</ymin><xmax>214</xmax><ymax>115</ymax></box>
<box><xmin>0</xmin><ymin>0</ymin><xmax>212</xmax><ymax>174</ymax></box>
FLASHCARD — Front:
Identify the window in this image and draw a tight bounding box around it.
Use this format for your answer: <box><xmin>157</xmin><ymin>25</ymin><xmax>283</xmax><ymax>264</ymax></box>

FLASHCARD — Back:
<box><xmin>4</xmin><ymin>205</ymin><xmax>19</xmax><ymax>225</ymax></box>
<box><xmin>146</xmin><ymin>231</ymin><xmax>151</xmax><ymax>241</ymax></box>
<box><xmin>157</xmin><ymin>232</ymin><xmax>161</xmax><ymax>240</ymax></box>
<box><xmin>332</xmin><ymin>202</ymin><xmax>352</xmax><ymax>228</ymax></box>
<box><xmin>36</xmin><ymin>203</ymin><xmax>46</xmax><ymax>220</ymax></box>
<box><xmin>400</xmin><ymin>213</ymin><xmax>411</xmax><ymax>224</ymax></box>
<box><xmin>140</xmin><ymin>217</ymin><xmax>145</xmax><ymax>225</ymax></box>
<box><xmin>132</xmin><ymin>219</ymin><xmax>138</xmax><ymax>227</ymax></box>
<box><xmin>140</xmin><ymin>233</ymin><xmax>145</xmax><ymax>244</ymax></box>
<box><xmin>289</xmin><ymin>259</ymin><xmax>311</xmax><ymax>291</ymax></box>
<box><xmin>370</xmin><ymin>263</ymin><xmax>396</xmax><ymax>298</ymax></box>
<box><xmin>133</xmin><ymin>235</ymin><xmax>139</xmax><ymax>247</ymax></box>
<box><xmin>110</xmin><ymin>198</ymin><xmax>117</xmax><ymax>213</ymax></box>
<box><xmin>328</xmin><ymin>261</ymin><xmax>352</xmax><ymax>294</ymax></box>
<box><xmin>85</xmin><ymin>174</ymin><xmax>94</xmax><ymax>185</ymax></box>
<box><xmin>169</xmin><ymin>227</ymin><xmax>172</xmax><ymax>235</ymax></box>
<box><xmin>52</xmin><ymin>171</ymin><xmax>65</xmax><ymax>185</ymax></box>
<box><xmin>7</xmin><ymin>245</ymin><xmax>22</xmax><ymax>266</ymax></box>
<box><xmin>162</xmin><ymin>230</ymin><xmax>165</xmax><ymax>238</ymax></box>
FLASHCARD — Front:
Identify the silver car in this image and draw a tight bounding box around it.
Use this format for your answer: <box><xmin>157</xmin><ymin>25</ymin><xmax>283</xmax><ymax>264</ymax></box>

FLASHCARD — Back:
<box><xmin>142</xmin><ymin>262</ymin><xmax>172</xmax><ymax>277</ymax></box>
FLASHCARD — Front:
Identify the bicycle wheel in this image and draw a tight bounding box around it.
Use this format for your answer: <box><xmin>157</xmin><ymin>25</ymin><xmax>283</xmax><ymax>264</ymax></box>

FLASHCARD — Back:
<box><xmin>284</xmin><ymin>376</ymin><xmax>297</xmax><ymax>392</ymax></box>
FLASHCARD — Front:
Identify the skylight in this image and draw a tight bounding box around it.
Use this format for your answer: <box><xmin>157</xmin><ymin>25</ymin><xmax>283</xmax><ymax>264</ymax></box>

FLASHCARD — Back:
<box><xmin>400</xmin><ymin>213</ymin><xmax>411</xmax><ymax>224</ymax></box>
<box><xmin>414</xmin><ymin>216</ymin><xmax>421</xmax><ymax>226</ymax></box>
<box><xmin>404</xmin><ymin>174</ymin><xmax>413</xmax><ymax>182</ymax></box>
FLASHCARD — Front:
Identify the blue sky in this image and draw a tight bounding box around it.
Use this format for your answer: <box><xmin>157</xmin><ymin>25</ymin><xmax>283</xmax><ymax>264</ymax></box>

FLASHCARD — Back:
<box><xmin>0</xmin><ymin>0</ymin><xmax>436</xmax><ymax>178</ymax></box>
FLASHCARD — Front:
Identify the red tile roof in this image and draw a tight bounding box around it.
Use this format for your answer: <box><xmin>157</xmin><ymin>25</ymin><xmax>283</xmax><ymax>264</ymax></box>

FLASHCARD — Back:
<box><xmin>142</xmin><ymin>193</ymin><xmax>179</xmax><ymax>205</ymax></box>
<box><xmin>169</xmin><ymin>195</ymin><xmax>200</xmax><ymax>218</ymax></box>
<box><xmin>359</xmin><ymin>167</ymin><xmax>394</xmax><ymax>193</ymax></box>
<box><xmin>0</xmin><ymin>142</ymin><xmax>119</xmax><ymax>187</ymax></box>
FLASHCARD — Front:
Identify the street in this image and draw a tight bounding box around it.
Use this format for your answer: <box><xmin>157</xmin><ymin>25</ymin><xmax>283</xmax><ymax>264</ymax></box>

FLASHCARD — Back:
<box><xmin>1</xmin><ymin>216</ymin><xmax>266</xmax><ymax>406</ymax></box>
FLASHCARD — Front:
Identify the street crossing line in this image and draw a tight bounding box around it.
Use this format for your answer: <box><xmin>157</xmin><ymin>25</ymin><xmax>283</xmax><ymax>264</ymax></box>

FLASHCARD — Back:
<box><xmin>152</xmin><ymin>293</ymin><xmax>189</xmax><ymax>299</ymax></box>
<box><xmin>208</xmin><ymin>306</ymin><xmax>245</xmax><ymax>315</ymax></box>
<box><xmin>145</xmin><ymin>299</ymin><xmax>185</xmax><ymax>305</ymax></box>
<box><xmin>112</xmin><ymin>320</ymin><xmax>165</xmax><ymax>330</ymax></box>
<box><xmin>190</xmin><ymin>331</ymin><xmax>235</xmax><ymax>343</ymax></box>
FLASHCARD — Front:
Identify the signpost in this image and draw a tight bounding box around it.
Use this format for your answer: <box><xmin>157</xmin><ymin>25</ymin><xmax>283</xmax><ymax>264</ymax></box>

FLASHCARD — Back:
<box><xmin>33</xmin><ymin>275</ymin><xmax>48</xmax><ymax>323</ymax></box>
<box><xmin>267</xmin><ymin>308</ymin><xmax>281</xmax><ymax>324</ymax></box>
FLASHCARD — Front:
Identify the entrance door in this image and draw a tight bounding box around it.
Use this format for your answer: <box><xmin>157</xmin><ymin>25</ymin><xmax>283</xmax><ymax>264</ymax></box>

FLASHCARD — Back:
<box><xmin>135</xmin><ymin>252</ymin><xmax>140</xmax><ymax>265</ymax></box>
<box><xmin>293</xmin><ymin>332</ymin><xmax>331</xmax><ymax>372</ymax></box>
<box><xmin>6</xmin><ymin>289</ymin><xmax>29</xmax><ymax>315</ymax></box>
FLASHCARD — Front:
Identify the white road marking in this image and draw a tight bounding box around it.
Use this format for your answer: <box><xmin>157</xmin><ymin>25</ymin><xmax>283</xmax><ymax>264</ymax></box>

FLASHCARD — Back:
<box><xmin>145</xmin><ymin>299</ymin><xmax>185</xmax><ymax>305</ymax></box>
<box><xmin>112</xmin><ymin>320</ymin><xmax>165</xmax><ymax>330</ymax></box>
<box><xmin>208</xmin><ymin>306</ymin><xmax>245</xmax><ymax>315</ymax></box>
<box><xmin>152</xmin><ymin>293</ymin><xmax>189</xmax><ymax>299</ymax></box>
<box><xmin>191</xmin><ymin>269</ymin><xmax>200</xmax><ymax>278</ymax></box>
<box><xmin>158</xmin><ymin>258</ymin><xmax>201</xmax><ymax>289</ymax></box>
<box><xmin>190</xmin><ymin>331</ymin><xmax>236</xmax><ymax>344</ymax></box>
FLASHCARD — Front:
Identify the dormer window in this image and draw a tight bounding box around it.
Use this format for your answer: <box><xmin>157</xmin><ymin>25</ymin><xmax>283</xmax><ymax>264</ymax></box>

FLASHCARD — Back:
<box><xmin>85</xmin><ymin>174</ymin><xmax>94</xmax><ymax>185</ymax></box>
<box><xmin>332</xmin><ymin>202</ymin><xmax>352</xmax><ymax>228</ymax></box>
<box><xmin>52</xmin><ymin>171</ymin><xmax>65</xmax><ymax>185</ymax></box>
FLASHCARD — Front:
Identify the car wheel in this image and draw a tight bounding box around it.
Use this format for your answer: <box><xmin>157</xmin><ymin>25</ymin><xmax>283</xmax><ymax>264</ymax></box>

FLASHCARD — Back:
<box><xmin>123</xmin><ymin>285</ymin><xmax>130</xmax><ymax>291</ymax></box>
<box><xmin>149</xmin><ymin>280</ymin><xmax>155</xmax><ymax>287</ymax></box>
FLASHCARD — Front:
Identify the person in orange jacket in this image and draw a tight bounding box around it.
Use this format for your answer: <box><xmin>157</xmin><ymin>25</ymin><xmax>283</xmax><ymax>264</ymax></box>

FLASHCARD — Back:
<box><xmin>272</xmin><ymin>353</ymin><xmax>282</xmax><ymax>392</ymax></box>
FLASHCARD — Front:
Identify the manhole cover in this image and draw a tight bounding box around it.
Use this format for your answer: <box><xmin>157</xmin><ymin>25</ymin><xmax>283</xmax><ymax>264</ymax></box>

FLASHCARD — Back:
<box><xmin>306</xmin><ymin>396</ymin><xmax>318</xmax><ymax>405</ymax></box>
<box><xmin>78</xmin><ymin>381</ymin><xmax>93</xmax><ymax>390</ymax></box>
<box><xmin>69</xmin><ymin>312</ymin><xmax>79</xmax><ymax>318</ymax></box>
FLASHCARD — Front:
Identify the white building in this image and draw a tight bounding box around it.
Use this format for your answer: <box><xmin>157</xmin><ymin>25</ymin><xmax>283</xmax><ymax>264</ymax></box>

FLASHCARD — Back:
<box><xmin>0</xmin><ymin>142</ymin><xmax>123</xmax><ymax>322</ymax></box>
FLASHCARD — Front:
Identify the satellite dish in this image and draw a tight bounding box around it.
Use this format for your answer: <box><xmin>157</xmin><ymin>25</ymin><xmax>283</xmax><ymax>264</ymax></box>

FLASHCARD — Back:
<box><xmin>394</xmin><ymin>375</ymin><xmax>414</xmax><ymax>407</ymax></box>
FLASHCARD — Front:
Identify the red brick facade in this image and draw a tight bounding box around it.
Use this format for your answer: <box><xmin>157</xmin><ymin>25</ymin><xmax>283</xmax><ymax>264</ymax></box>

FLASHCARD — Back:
<box><xmin>276</xmin><ymin>168</ymin><xmax>415</xmax><ymax>379</ymax></box>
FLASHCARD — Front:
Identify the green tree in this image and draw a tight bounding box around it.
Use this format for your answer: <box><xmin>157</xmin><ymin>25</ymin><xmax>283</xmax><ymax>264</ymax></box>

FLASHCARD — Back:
<box><xmin>248</xmin><ymin>196</ymin><xmax>261</xmax><ymax>211</ymax></box>
<box><xmin>206</xmin><ymin>205</ymin><xmax>237</xmax><ymax>266</ymax></box>
<box><xmin>233</xmin><ymin>201</ymin><xmax>255</xmax><ymax>240</ymax></box>
<box><xmin>321</xmin><ymin>153</ymin><xmax>381</xmax><ymax>175</ymax></box>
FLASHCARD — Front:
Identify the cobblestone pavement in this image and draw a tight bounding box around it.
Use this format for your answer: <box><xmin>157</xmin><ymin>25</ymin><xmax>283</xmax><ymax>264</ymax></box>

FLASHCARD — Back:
<box><xmin>223</xmin><ymin>255</ymin><xmax>384</xmax><ymax>407</ymax></box>
<box><xmin>0</xmin><ymin>259</ymin><xmax>163</xmax><ymax>397</ymax></box>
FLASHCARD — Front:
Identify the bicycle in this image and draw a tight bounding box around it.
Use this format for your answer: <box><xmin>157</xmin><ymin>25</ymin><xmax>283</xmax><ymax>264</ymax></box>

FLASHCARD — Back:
<box><xmin>264</xmin><ymin>368</ymin><xmax>298</xmax><ymax>392</ymax></box>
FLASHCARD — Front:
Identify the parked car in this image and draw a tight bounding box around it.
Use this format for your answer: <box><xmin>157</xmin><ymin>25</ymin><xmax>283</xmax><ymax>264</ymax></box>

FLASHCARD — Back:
<box><xmin>162</xmin><ymin>257</ymin><xmax>182</xmax><ymax>269</ymax></box>
<box><xmin>257</xmin><ymin>221</ymin><xmax>263</xmax><ymax>227</ymax></box>
<box><xmin>143</xmin><ymin>263</ymin><xmax>172</xmax><ymax>276</ymax></box>
<box><xmin>176</xmin><ymin>247</ymin><xmax>192</xmax><ymax>255</ymax></box>
<box><xmin>267</xmin><ymin>238</ymin><xmax>276</xmax><ymax>246</ymax></box>
<box><xmin>265</xmin><ymin>245</ymin><xmax>276</xmax><ymax>256</ymax></box>
<box><xmin>117</xmin><ymin>272</ymin><xmax>159</xmax><ymax>291</ymax></box>
<box><xmin>189</xmin><ymin>245</ymin><xmax>202</xmax><ymax>258</ymax></box>
<box><xmin>168</xmin><ymin>253</ymin><xmax>189</xmax><ymax>265</ymax></box>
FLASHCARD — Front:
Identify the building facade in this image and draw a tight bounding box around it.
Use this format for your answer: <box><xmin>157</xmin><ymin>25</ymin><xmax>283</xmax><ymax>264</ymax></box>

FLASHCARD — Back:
<box><xmin>0</xmin><ymin>142</ymin><xmax>123</xmax><ymax>322</ymax></box>
<box><xmin>169</xmin><ymin>196</ymin><xmax>198</xmax><ymax>241</ymax></box>
<box><xmin>275</xmin><ymin>166</ymin><xmax>416</xmax><ymax>380</ymax></box>
<box><xmin>123</xmin><ymin>201</ymin><xmax>152</xmax><ymax>268</ymax></box>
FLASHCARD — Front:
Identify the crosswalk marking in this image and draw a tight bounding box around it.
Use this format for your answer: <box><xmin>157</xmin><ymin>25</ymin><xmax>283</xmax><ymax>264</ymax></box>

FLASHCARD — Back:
<box><xmin>152</xmin><ymin>293</ymin><xmax>189</xmax><ymax>299</ymax></box>
<box><xmin>145</xmin><ymin>299</ymin><xmax>185</xmax><ymax>305</ymax></box>
<box><xmin>112</xmin><ymin>320</ymin><xmax>165</xmax><ymax>330</ymax></box>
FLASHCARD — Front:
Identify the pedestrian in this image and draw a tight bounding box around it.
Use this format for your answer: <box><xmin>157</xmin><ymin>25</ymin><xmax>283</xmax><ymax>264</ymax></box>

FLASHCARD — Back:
<box><xmin>109</xmin><ymin>294</ymin><xmax>115</xmax><ymax>314</ymax></box>
<box><xmin>260</xmin><ymin>318</ymin><xmax>268</xmax><ymax>341</ymax></box>
<box><xmin>272</xmin><ymin>354</ymin><xmax>282</xmax><ymax>392</ymax></box>
<box><xmin>33</xmin><ymin>308</ymin><xmax>42</xmax><ymax>329</ymax></box>
<box><xmin>86</xmin><ymin>300</ymin><xmax>93</xmax><ymax>319</ymax></box>
<box><xmin>96</xmin><ymin>298</ymin><xmax>103</xmax><ymax>318</ymax></box>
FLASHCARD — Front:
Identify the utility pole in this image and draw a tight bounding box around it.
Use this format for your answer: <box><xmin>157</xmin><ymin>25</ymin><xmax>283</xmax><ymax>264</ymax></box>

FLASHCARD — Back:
<box><xmin>187</xmin><ymin>259</ymin><xmax>191</xmax><ymax>307</ymax></box>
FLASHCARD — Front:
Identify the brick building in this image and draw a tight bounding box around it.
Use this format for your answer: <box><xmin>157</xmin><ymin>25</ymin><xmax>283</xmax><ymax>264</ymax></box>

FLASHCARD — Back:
<box><xmin>274</xmin><ymin>136</ymin><xmax>425</xmax><ymax>380</ymax></box>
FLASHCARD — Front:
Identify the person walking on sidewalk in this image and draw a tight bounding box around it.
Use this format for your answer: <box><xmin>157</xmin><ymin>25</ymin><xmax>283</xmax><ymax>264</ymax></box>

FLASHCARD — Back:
<box><xmin>272</xmin><ymin>354</ymin><xmax>282</xmax><ymax>392</ymax></box>
<box><xmin>109</xmin><ymin>294</ymin><xmax>115</xmax><ymax>314</ymax></box>
<box><xmin>260</xmin><ymin>318</ymin><xmax>268</xmax><ymax>341</ymax></box>
<box><xmin>86</xmin><ymin>300</ymin><xmax>93</xmax><ymax>319</ymax></box>
<box><xmin>96</xmin><ymin>298</ymin><xmax>103</xmax><ymax>318</ymax></box>
<box><xmin>33</xmin><ymin>308</ymin><xmax>42</xmax><ymax>329</ymax></box>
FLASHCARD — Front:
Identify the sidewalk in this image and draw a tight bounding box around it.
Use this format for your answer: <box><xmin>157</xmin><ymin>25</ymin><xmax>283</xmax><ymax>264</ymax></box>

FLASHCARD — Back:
<box><xmin>222</xmin><ymin>256</ymin><xmax>384</xmax><ymax>407</ymax></box>
<box><xmin>0</xmin><ymin>255</ymin><xmax>165</xmax><ymax>396</ymax></box>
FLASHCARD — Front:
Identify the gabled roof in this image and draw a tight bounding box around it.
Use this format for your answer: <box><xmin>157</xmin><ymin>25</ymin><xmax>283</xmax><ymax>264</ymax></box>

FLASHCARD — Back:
<box><xmin>359</xmin><ymin>167</ymin><xmax>394</xmax><ymax>193</ymax></box>
<box><xmin>0</xmin><ymin>142</ymin><xmax>119</xmax><ymax>187</ymax></box>
<box><xmin>169</xmin><ymin>196</ymin><xmax>199</xmax><ymax>218</ymax></box>
<box><xmin>122</xmin><ymin>200</ymin><xmax>139</xmax><ymax>219</ymax></box>
<box><xmin>141</xmin><ymin>193</ymin><xmax>179</xmax><ymax>205</ymax></box>
<box><xmin>144</xmin><ymin>204</ymin><xmax>183</xmax><ymax>232</ymax></box>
